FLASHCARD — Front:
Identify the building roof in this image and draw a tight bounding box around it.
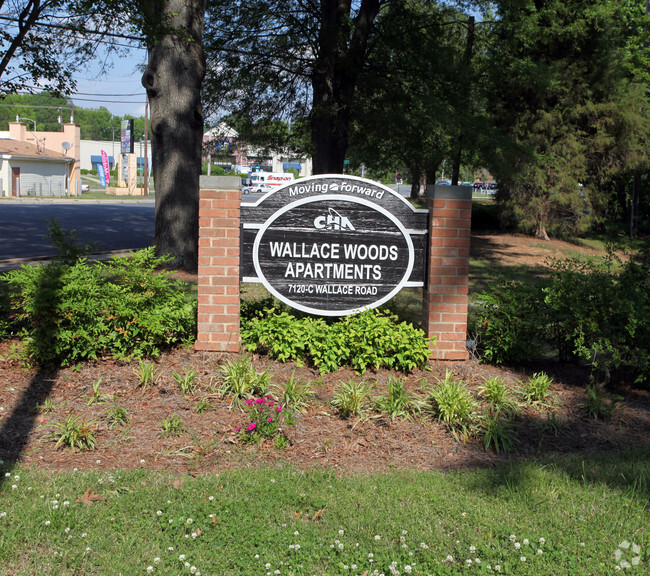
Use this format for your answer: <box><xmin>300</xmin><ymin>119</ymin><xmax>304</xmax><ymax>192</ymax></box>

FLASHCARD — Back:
<box><xmin>0</xmin><ymin>138</ymin><xmax>72</xmax><ymax>162</ymax></box>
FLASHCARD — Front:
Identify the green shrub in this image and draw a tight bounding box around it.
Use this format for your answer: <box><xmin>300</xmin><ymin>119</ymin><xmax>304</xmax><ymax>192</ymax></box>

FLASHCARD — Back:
<box><xmin>331</xmin><ymin>379</ymin><xmax>372</xmax><ymax>418</ymax></box>
<box><xmin>474</xmin><ymin>280</ymin><xmax>544</xmax><ymax>364</ymax></box>
<box><xmin>426</xmin><ymin>371</ymin><xmax>478</xmax><ymax>439</ymax></box>
<box><xmin>242</xmin><ymin>308</ymin><xmax>431</xmax><ymax>374</ymax></box>
<box><xmin>374</xmin><ymin>375</ymin><xmax>422</xmax><ymax>421</ymax></box>
<box><xmin>2</xmin><ymin>247</ymin><xmax>196</xmax><ymax>367</ymax></box>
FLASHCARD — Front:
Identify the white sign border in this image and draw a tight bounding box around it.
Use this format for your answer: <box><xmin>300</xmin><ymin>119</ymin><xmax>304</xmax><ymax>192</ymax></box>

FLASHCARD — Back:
<box><xmin>252</xmin><ymin>194</ymin><xmax>415</xmax><ymax>316</ymax></box>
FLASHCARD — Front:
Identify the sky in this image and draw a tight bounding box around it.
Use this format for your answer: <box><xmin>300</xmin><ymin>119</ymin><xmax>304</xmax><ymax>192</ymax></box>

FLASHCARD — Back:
<box><xmin>69</xmin><ymin>47</ymin><xmax>149</xmax><ymax>118</ymax></box>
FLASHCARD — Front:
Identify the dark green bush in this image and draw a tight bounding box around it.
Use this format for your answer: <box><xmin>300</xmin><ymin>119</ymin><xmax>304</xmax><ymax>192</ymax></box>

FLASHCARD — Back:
<box><xmin>1</xmin><ymin>248</ymin><xmax>197</xmax><ymax>367</ymax></box>
<box><xmin>241</xmin><ymin>308</ymin><xmax>431</xmax><ymax>374</ymax></box>
<box><xmin>473</xmin><ymin>280</ymin><xmax>545</xmax><ymax>364</ymax></box>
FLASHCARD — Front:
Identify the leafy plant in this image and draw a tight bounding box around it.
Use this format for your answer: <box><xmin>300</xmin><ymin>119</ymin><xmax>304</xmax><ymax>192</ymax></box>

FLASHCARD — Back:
<box><xmin>521</xmin><ymin>372</ymin><xmax>554</xmax><ymax>407</ymax></box>
<box><xmin>242</xmin><ymin>308</ymin><xmax>430</xmax><ymax>374</ymax></box>
<box><xmin>172</xmin><ymin>367</ymin><xmax>198</xmax><ymax>395</ymax></box>
<box><xmin>87</xmin><ymin>377</ymin><xmax>110</xmax><ymax>405</ymax></box>
<box><xmin>480</xmin><ymin>410</ymin><xmax>516</xmax><ymax>453</ymax></box>
<box><xmin>106</xmin><ymin>398</ymin><xmax>130</xmax><ymax>429</ymax></box>
<box><xmin>218</xmin><ymin>356</ymin><xmax>270</xmax><ymax>409</ymax></box>
<box><xmin>40</xmin><ymin>414</ymin><xmax>98</xmax><ymax>451</ymax></box>
<box><xmin>331</xmin><ymin>380</ymin><xmax>372</xmax><ymax>418</ymax></box>
<box><xmin>3</xmin><ymin>247</ymin><xmax>197</xmax><ymax>367</ymax></box>
<box><xmin>160</xmin><ymin>414</ymin><xmax>185</xmax><ymax>437</ymax></box>
<box><xmin>374</xmin><ymin>375</ymin><xmax>422</xmax><ymax>421</ymax></box>
<box><xmin>474</xmin><ymin>281</ymin><xmax>544</xmax><ymax>364</ymax></box>
<box><xmin>36</xmin><ymin>397</ymin><xmax>55</xmax><ymax>414</ymax></box>
<box><xmin>195</xmin><ymin>398</ymin><xmax>211</xmax><ymax>414</ymax></box>
<box><xmin>477</xmin><ymin>376</ymin><xmax>520</xmax><ymax>416</ymax></box>
<box><xmin>578</xmin><ymin>384</ymin><xmax>623</xmax><ymax>420</ymax></box>
<box><xmin>544</xmin><ymin>411</ymin><xmax>563</xmax><ymax>436</ymax></box>
<box><xmin>426</xmin><ymin>371</ymin><xmax>478</xmax><ymax>439</ymax></box>
<box><xmin>274</xmin><ymin>370</ymin><xmax>314</xmax><ymax>413</ymax></box>
<box><xmin>237</xmin><ymin>395</ymin><xmax>289</xmax><ymax>445</ymax></box>
<box><xmin>136</xmin><ymin>360</ymin><xmax>160</xmax><ymax>390</ymax></box>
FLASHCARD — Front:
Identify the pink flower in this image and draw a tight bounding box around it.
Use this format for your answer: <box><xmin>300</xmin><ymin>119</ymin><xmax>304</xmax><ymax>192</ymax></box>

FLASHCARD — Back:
<box><xmin>247</xmin><ymin>423</ymin><xmax>256</xmax><ymax>431</ymax></box>
<box><xmin>268</xmin><ymin>402</ymin><xmax>274</xmax><ymax>407</ymax></box>
<box><xmin>256</xmin><ymin>398</ymin><xmax>265</xmax><ymax>405</ymax></box>
<box><xmin>236</xmin><ymin>427</ymin><xmax>241</xmax><ymax>432</ymax></box>
<box><xmin>267</xmin><ymin>418</ymin><xmax>274</xmax><ymax>422</ymax></box>
<box><xmin>276</xmin><ymin>407</ymin><xmax>282</xmax><ymax>412</ymax></box>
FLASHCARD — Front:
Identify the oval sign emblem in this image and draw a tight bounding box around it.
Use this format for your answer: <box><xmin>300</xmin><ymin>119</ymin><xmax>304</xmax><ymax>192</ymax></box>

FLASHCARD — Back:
<box><xmin>253</xmin><ymin>195</ymin><xmax>415</xmax><ymax>316</ymax></box>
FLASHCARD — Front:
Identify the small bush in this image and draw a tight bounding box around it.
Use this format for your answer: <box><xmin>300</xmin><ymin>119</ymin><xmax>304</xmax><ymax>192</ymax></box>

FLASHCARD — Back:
<box><xmin>477</xmin><ymin>376</ymin><xmax>520</xmax><ymax>416</ymax></box>
<box><xmin>242</xmin><ymin>308</ymin><xmax>431</xmax><ymax>374</ymax></box>
<box><xmin>480</xmin><ymin>410</ymin><xmax>516</xmax><ymax>453</ymax></box>
<box><xmin>521</xmin><ymin>372</ymin><xmax>554</xmax><ymax>407</ymax></box>
<box><xmin>40</xmin><ymin>414</ymin><xmax>98</xmax><ymax>451</ymax></box>
<box><xmin>374</xmin><ymin>376</ymin><xmax>422</xmax><ymax>421</ymax></box>
<box><xmin>578</xmin><ymin>384</ymin><xmax>623</xmax><ymax>420</ymax></box>
<box><xmin>2</xmin><ymin>247</ymin><xmax>197</xmax><ymax>367</ymax></box>
<box><xmin>332</xmin><ymin>380</ymin><xmax>372</xmax><ymax>418</ymax></box>
<box><xmin>426</xmin><ymin>371</ymin><xmax>478</xmax><ymax>439</ymax></box>
<box><xmin>218</xmin><ymin>356</ymin><xmax>270</xmax><ymax>409</ymax></box>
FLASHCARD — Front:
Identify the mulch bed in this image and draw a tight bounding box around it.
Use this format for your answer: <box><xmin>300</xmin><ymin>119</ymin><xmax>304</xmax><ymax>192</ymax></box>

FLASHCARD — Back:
<box><xmin>2</xmin><ymin>342</ymin><xmax>649</xmax><ymax>475</ymax></box>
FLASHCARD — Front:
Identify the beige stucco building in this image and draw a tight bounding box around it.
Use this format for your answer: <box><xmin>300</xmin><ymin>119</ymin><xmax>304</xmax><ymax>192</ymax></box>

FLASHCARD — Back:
<box><xmin>0</xmin><ymin>121</ymin><xmax>81</xmax><ymax>197</ymax></box>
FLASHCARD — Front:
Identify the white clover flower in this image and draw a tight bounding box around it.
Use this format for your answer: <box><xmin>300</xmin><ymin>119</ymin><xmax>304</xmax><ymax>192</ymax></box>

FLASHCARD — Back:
<box><xmin>157</xmin><ymin>510</ymin><xmax>162</xmax><ymax>516</ymax></box>
<box><xmin>63</xmin><ymin>501</ymin><xmax>69</xmax><ymax>507</ymax></box>
<box><xmin>539</xmin><ymin>537</ymin><xmax>546</xmax><ymax>545</ymax></box>
<box><xmin>208</xmin><ymin>496</ymin><xmax>214</xmax><ymax>501</ymax></box>
<box><xmin>375</xmin><ymin>535</ymin><xmax>381</xmax><ymax>541</ymax></box>
<box><xmin>45</xmin><ymin>520</ymin><xmax>51</xmax><ymax>526</ymax></box>
<box><xmin>495</xmin><ymin>566</ymin><xmax>501</xmax><ymax>572</ymax></box>
<box><xmin>351</xmin><ymin>565</ymin><xmax>357</xmax><ymax>571</ymax></box>
<box><xmin>514</xmin><ymin>542</ymin><xmax>521</xmax><ymax>549</ymax></box>
<box><xmin>140</xmin><ymin>459</ymin><xmax>145</xmax><ymax>465</ymax></box>
<box><xmin>294</xmin><ymin>530</ymin><xmax>299</xmax><ymax>536</ymax></box>
<box><xmin>11</xmin><ymin>485</ymin><xmax>17</xmax><ymax>490</ymax></box>
<box><xmin>184</xmin><ymin>562</ymin><xmax>190</xmax><ymax>568</ymax></box>
<box><xmin>339</xmin><ymin>529</ymin><xmax>345</xmax><ymax>536</ymax></box>
<box><xmin>404</xmin><ymin>566</ymin><xmax>412</xmax><ymax>574</ymax></box>
<box><xmin>179</xmin><ymin>554</ymin><xmax>186</xmax><ymax>561</ymax></box>
<box><xmin>190</xmin><ymin>567</ymin><xmax>197</xmax><ymax>574</ymax></box>
<box><xmin>81</xmin><ymin>532</ymin><xmax>87</xmax><ymax>538</ymax></box>
<box><xmin>400</xmin><ymin>536</ymin><xmax>406</xmax><ymax>543</ymax></box>
<box><xmin>295</xmin><ymin>544</ymin><xmax>300</xmax><ymax>550</ymax></box>
<box><xmin>266</xmin><ymin>563</ymin><xmax>271</xmax><ymax>569</ymax></box>
<box><xmin>64</xmin><ymin>527</ymin><xmax>70</xmax><ymax>533</ymax></box>
<box><xmin>509</xmin><ymin>534</ymin><xmax>516</xmax><ymax>542</ymax></box>
<box><xmin>0</xmin><ymin>512</ymin><xmax>7</xmax><ymax>518</ymax></box>
<box><xmin>466</xmin><ymin>559</ymin><xmax>472</xmax><ymax>566</ymax></box>
<box><xmin>4</xmin><ymin>473</ymin><xmax>10</xmax><ymax>478</ymax></box>
<box><xmin>444</xmin><ymin>555</ymin><xmax>454</xmax><ymax>563</ymax></box>
<box><xmin>631</xmin><ymin>557</ymin><xmax>641</xmax><ymax>566</ymax></box>
<box><xmin>475</xmin><ymin>558</ymin><xmax>481</xmax><ymax>564</ymax></box>
<box><xmin>631</xmin><ymin>543</ymin><xmax>641</xmax><ymax>555</ymax></box>
<box><xmin>368</xmin><ymin>553</ymin><xmax>374</xmax><ymax>559</ymax></box>
<box><xmin>520</xmin><ymin>557</ymin><xmax>526</xmax><ymax>562</ymax></box>
<box><xmin>168</xmin><ymin>519</ymin><xmax>173</xmax><ymax>524</ymax></box>
<box><xmin>523</xmin><ymin>539</ymin><xmax>529</xmax><ymax>546</ymax></box>
<box><xmin>85</xmin><ymin>547</ymin><xmax>91</xmax><ymax>552</ymax></box>
<box><xmin>338</xmin><ymin>543</ymin><xmax>344</xmax><ymax>550</ymax></box>
<box><xmin>469</xmin><ymin>546</ymin><xmax>476</xmax><ymax>553</ymax></box>
<box><xmin>274</xmin><ymin>571</ymin><xmax>280</xmax><ymax>575</ymax></box>
<box><xmin>154</xmin><ymin>557</ymin><xmax>161</xmax><ymax>564</ymax></box>
<box><xmin>420</xmin><ymin>542</ymin><xmax>428</xmax><ymax>549</ymax></box>
<box><xmin>343</xmin><ymin>566</ymin><xmax>349</xmax><ymax>570</ymax></box>
<box><xmin>146</xmin><ymin>567</ymin><xmax>154</xmax><ymax>574</ymax></box>
<box><xmin>168</xmin><ymin>547</ymin><xmax>174</xmax><ymax>552</ymax></box>
<box><xmin>14</xmin><ymin>475</ymin><xmax>19</xmax><ymax>481</ymax></box>
<box><xmin>620</xmin><ymin>560</ymin><xmax>631</xmax><ymax>569</ymax></box>
<box><xmin>614</xmin><ymin>549</ymin><xmax>623</xmax><ymax>560</ymax></box>
<box><xmin>619</xmin><ymin>541</ymin><xmax>630</xmax><ymax>549</ymax></box>
<box><xmin>186</xmin><ymin>518</ymin><xmax>193</xmax><ymax>524</ymax></box>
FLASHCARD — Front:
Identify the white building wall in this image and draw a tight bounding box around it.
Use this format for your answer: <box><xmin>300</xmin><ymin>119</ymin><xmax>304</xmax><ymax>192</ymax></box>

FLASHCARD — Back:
<box><xmin>0</xmin><ymin>158</ymin><xmax>7</xmax><ymax>197</ymax></box>
<box><xmin>12</xmin><ymin>159</ymin><xmax>68</xmax><ymax>197</ymax></box>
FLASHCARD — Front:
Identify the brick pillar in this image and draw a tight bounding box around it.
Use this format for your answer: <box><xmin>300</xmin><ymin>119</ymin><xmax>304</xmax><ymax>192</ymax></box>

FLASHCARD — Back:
<box><xmin>195</xmin><ymin>189</ymin><xmax>241</xmax><ymax>352</ymax></box>
<box><xmin>422</xmin><ymin>185</ymin><xmax>472</xmax><ymax>361</ymax></box>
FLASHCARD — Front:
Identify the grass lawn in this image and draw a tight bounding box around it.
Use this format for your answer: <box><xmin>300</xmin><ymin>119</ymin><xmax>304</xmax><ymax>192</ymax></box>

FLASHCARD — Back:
<box><xmin>1</xmin><ymin>449</ymin><xmax>648</xmax><ymax>575</ymax></box>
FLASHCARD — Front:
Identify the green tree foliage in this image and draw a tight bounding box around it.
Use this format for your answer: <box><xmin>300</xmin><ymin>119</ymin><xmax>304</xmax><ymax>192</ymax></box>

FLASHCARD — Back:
<box><xmin>485</xmin><ymin>0</ymin><xmax>650</xmax><ymax>239</ymax></box>
<box><xmin>349</xmin><ymin>2</ymin><xmax>486</xmax><ymax>194</ymax></box>
<box><xmin>0</xmin><ymin>92</ymin><xmax>147</xmax><ymax>140</ymax></box>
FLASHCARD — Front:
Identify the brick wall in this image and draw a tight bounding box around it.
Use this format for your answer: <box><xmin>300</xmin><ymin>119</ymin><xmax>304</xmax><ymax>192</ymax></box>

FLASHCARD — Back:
<box><xmin>422</xmin><ymin>185</ymin><xmax>472</xmax><ymax>361</ymax></box>
<box><xmin>195</xmin><ymin>189</ymin><xmax>242</xmax><ymax>352</ymax></box>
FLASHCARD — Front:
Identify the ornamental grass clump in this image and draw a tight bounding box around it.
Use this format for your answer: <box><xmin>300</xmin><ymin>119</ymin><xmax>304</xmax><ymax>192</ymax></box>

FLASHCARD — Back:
<box><xmin>238</xmin><ymin>395</ymin><xmax>289</xmax><ymax>445</ymax></box>
<box><xmin>426</xmin><ymin>370</ymin><xmax>478</xmax><ymax>439</ymax></box>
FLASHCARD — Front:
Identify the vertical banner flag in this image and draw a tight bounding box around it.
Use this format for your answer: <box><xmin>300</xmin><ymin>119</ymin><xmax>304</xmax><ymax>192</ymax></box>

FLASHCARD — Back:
<box><xmin>96</xmin><ymin>163</ymin><xmax>106</xmax><ymax>188</ymax></box>
<box><xmin>101</xmin><ymin>150</ymin><xmax>110</xmax><ymax>185</ymax></box>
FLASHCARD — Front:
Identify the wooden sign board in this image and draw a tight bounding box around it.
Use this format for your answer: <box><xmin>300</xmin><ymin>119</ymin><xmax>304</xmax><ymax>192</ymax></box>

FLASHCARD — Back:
<box><xmin>241</xmin><ymin>175</ymin><xmax>429</xmax><ymax>316</ymax></box>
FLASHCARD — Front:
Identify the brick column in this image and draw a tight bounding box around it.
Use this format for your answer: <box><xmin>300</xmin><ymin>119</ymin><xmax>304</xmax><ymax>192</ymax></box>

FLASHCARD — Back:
<box><xmin>195</xmin><ymin>189</ymin><xmax>241</xmax><ymax>352</ymax></box>
<box><xmin>422</xmin><ymin>185</ymin><xmax>472</xmax><ymax>361</ymax></box>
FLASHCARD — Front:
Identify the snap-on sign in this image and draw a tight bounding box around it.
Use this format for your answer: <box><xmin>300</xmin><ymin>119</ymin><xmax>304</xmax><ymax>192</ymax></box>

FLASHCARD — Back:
<box><xmin>241</xmin><ymin>175</ymin><xmax>428</xmax><ymax>316</ymax></box>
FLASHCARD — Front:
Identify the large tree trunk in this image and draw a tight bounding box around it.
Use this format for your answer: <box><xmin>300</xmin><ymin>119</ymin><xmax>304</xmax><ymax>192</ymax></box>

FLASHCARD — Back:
<box><xmin>142</xmin><ymin>0</ymin><xmax>205</xmax><ymax>272</ymax></box>
<box><xmin>310</xmin><ymin>0</ymin><xmax>380</xmax><ymax>174</ymax></box>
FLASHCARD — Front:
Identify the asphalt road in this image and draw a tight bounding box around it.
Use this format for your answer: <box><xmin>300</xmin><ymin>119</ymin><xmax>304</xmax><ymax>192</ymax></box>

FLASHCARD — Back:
<box><xmin>0</xmin><ymin>199</ymin><xmax>156</xmax><ymax>270</ymax></box>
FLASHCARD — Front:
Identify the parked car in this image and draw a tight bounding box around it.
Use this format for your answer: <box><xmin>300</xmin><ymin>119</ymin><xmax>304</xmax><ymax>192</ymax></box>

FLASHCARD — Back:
<box><xmin>81</xmin><ymin>184</ymin><xmax>89</xmax><ymax>192</ymax></box>
<box><xmin>242</xmin><ymin>183</ymin><xmax>274</xmax><ymax>195</ymax></box>
<box><xmin>435</xmin><ymin>179</ymin><xmax>452</xmax><ymax>186</ymax></box>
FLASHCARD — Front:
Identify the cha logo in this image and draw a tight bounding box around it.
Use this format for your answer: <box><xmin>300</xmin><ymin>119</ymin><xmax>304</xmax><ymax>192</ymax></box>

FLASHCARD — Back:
<box><xmin>314</xmin><ymin>208</ymin><xmax>355</xmax><ymax>231</ymax></box>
